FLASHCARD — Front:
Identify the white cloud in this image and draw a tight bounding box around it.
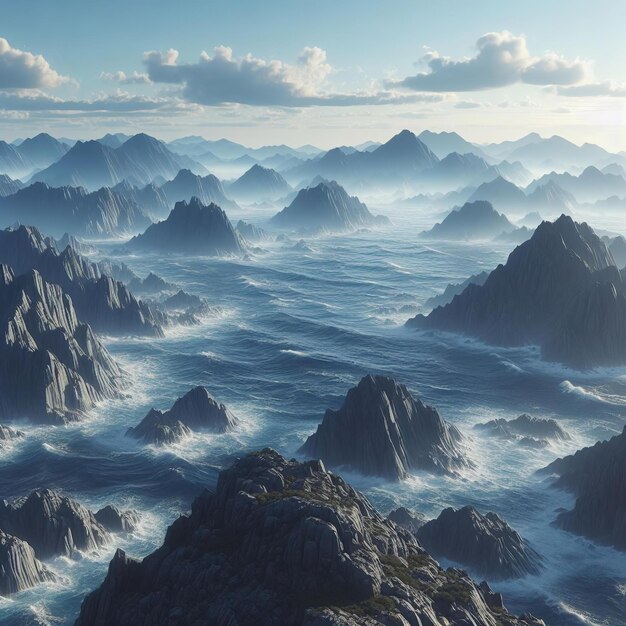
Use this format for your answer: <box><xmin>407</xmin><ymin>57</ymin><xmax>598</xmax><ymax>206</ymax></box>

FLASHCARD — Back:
<box><xmin>0</xmin><ymin>37</ymin><xmax>70</xmax><ymax>89</ymax></box>
<box><xmin>100</xmin><ymin>70</ymin><xmax>151</xmax><ymax>85</ymax></box>
<box><xmin>393</xmin><ymin>32</ymin><xmax>587</xmax><ymax>92</ymax></box>
<box><xmin>556</xmin><ymin>80</ymin><xmax>626</xmax><ymax>97</ymax></box>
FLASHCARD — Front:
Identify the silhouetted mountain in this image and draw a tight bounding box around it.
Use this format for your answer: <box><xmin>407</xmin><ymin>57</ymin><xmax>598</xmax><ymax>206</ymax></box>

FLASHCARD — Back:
<box><xmin>126</xmin><ymin>197</ymin><xmax>244</xmax><ymax>255</ymax></box>
<box><xmin>604</xmin><ymin>235</ymin><xmax>626</xmax><ymax>268</ymax></box>
<box><xmin>235</xmin><ymin>220</ymin><xmax>270</xmax><ymax>243</ymax></box>
<box><xmin>409</xmin><ymin>215</ymin><xmax>626</xmax><ymax>367</ymax></box>
<box><xmin>32</xmin><ymin>134</ymin><xmax>206</xmax><ymax>190</ymax></box>
<box><xmin>525</xmin><ymin>181</ymin><xmax>576</xmax><ymax>215</ymax></box>
<box><xmin>418</xmin><ymin>130</ymin><xmax>488</xmax><ymax>159</ymax></box>
<box><xmin>299</xmin><ymin>375</ymin><xmax>469</xmax><ymax>480</ymax></box>
<box><xmin>424</xmin><ymin>270</ymin><xmax>490</xmax><ymax>310</ymax></box>
<box><xmin>0</xmin><ymin>182</ymin><xmax>151</xmax><ymax>237</ymax></box>
<box><xmin>428</xmin><ymin>152</ymin><xmax>491</xmax><ymax>188</ymax></box>
<box><xmin>16</xmin><ymin>133</ymin><xmax>69</xmax><ymax>170</ymax></box>
<box><xmin>0</xmin><ymin>174</ymin><xmax>23</xmax><ymax>197</ymax></box>
<box><xmin>0</xmin><ymin>141</ymin><xmax>30</xmax><ymax>179</ymax></box>
<box><xmin>228</xmin><ymin>164</ymin><xmax>291</xmax><ymax>201</ymax></box>
<box><xmin>97</xmin><ymin>133</ymin><xmax>131</xmax><ymax>149</ymax></box>
<box><xmin>271</xmin><ymin>180</ymin><xmax>388</xmax><ymax>233</ymax></box>
<box><xmin>160</xmin><ymin>169</ymin><xmax>238</xmax><ymax>211</ymax></box>
<box><xmin>421</xmin><ymin>201</ymin><xmax>515</xmax><ymax>240</ymax></box>
<box><xmin>601</xmin><ymin>163</ymin><xmax>626</xmax><ymax>179</ymax></box>
<box><xmin>75</xmin><ymin>449</ymin><xmax>543</xmax><ymax>626</ymax></box>
<box><xmin>416</xmin><ymin>506</ymin><xmax>542</xmax><ymax>580</ymax></box>
<box><xmin>541</xmin><ymin>426</ymin><xmax>626</xmax><ymax>550</ymax></box>
<box><xmin>0</xmin><ymin>266</ymin><xmax>122</xmax><ymax>423</ymax></box>
<box><xmin>112</xmin><ymin>180</ymin><xmax>170</xmax><ymax>220</ymax></box>
<box><xmin>469</xmin><ymin>176</ymin><xmax>528</xmax><ymax>212</ymax></box>
<box><xmin>475</xmin><ymin>414</ymin><xmax>570</xmax><ymax>447</ymax></box>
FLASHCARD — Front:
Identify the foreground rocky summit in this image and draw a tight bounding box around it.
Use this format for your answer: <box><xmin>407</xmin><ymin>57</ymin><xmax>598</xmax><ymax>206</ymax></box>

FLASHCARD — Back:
<box><xmin>409</xmin><ymin>215</ymin><xmax>626</xmax><ymax>368</ymax></box>
<box><xmin>416</xmin><ymin>506</ymin><xmax>542</xmax><ymax>580</ymax></box>
<box><xmin>75</xmin><ymin>449</ymin><xmax>544</xmax><ymax>626</ymax></box>
<box><xmin>299</xmin><ymin>375</ymin><xmax>470</xmax><ymax>480</ymax></box>
<box><xmin>126</xmin><ymin>386</ymin><xmax>238</xmax><ymax>445</ymax></box>
<box><xmin>540</xmin><ymin>426</ymin><xmax>626</xmax><ymax>550</ymax></box>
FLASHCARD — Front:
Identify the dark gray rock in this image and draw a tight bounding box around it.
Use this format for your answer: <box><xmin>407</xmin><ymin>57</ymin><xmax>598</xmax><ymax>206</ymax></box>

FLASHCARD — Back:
<box><xmin>299</xmin><ymin>375</ymin><xmax>470</xmax><ymax>481</ymax></box>
<box><xmin>474</xmin><ymin>414</ymin><xmax>570</xmax><ymax>443</ymax></box>
<box><xmin>0</xmin><ymin>530</ymin><xmax>56</xmax><ymax>596</ymax></box>
<box><xmin>421</xmin><ymin>201</ymin><xmax>515</xmax><ymax>241</ymax></box>
<box><xmin>416</xmin><ymin>506</ymin><xmax>542</xmax><ymax>580</ymax></box>
<box><xmin>540</xmin><ymin>425</ymin><xmax>626</xmax><ymax>550</ymax></box>
<box><xmin>94</xmin><ymin>506</ymin><xmax>140</xmax><ymax>534</ymax></box>
<box><xmin>424</xmin><ymin>270</ymin><xmax>489</xmax><ymax>310</ymax></box>
<box><xmin>0</xmin><ymin>266</ymin><xmax>122</xmax><ymax>423</ymax></box>
<box><xmin>409</xmin><ymin>215</ymin><xmax>626</xmax><ymax>368</ymax></box>
<box><xmin>75</xmin><ymin>449</ymin><xmax>545</xmax><ymax>626</ymax></box>
<box><xmin>126</xmin><ymin>198</ymin><xmax>245</xmax><ymax>256</ymax></box>
<box><xmin>126</xmin><ymin>386</ymin><xmax>238</xmax><ymax>445</ymax></box>
<box><xmin>387</xmin><ymin>507</ymin><xmax>426</xmax><ymax>533</ymax></box>
<box><xmin>271</xmin><ymin>181</ymin><xmax>389</xmax><ymax>234</ymax></box>
<box><xmin>0</xmin><ymin>489</ymin><xmax>109</xmax><ymax>560</ymax></box>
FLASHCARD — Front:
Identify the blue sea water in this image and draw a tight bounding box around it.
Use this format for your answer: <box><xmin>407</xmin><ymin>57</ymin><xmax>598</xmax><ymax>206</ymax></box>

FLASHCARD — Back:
<box><xmin>1</xmin><ymin>204</ymin><xmax>625</xmax><ymax>625</ymax></box>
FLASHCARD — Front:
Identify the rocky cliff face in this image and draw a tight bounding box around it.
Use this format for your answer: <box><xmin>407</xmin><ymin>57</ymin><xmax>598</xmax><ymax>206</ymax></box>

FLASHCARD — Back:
<box><xmin>75</xmin><ymin>449</ymin><xmax>544</xmax><ymax>626</ymax></box>
<box><xmin>271</xmin><ymin>181</ymin><xmax>388</xmax><ymax>234</ymax></box>
<box><xmin>416</xmin><ymin>506</ymin><xmax>542</xmax><ymax>580</ymax></box>
<box><xmin>474</xmin><ymin>414</ymin><xmax>570</xmax><ymax>447</ymax></box>
<box><xmin>299</xmin><ymin>375</ymin><xmax>470</xmax><ymax>481</ymax></box>
<box><xmin>0</xmin><ymin>226</ymin><xmax>164</xmax><ymax>337</ymax></box>
<box><xmin>409</xmin><ymin>215</ymin><xmax>626</xmax><ymax>368</ymax></box>
<box><xmin>94</xmin><ymin>506</ymin><xmax>140</xmax><ymax>534</ymax></box>
<box><xmin>0</xmin><ymin>530</ymin><xmax>57</xmax><ymax>596</ymax></box>
<box><xmin>540</xmin><ymin>426</ymin><xmax>626</xmax><ymax>550</ymax></box>
<box><xmin>126</xmin><ymin>198</ymin><xmax>245</xmax><ymax>256</ymax></box>
<box><xmin>0</xmin><ymin>266</ymin><xmax>122</xmax><ymax>423</ymax></box>
<box><xmin>421</xmin><ymin>201</ymin><xmax>515</xmax><ymax>241</ymax></box>
<box><xmin>0</xmin><ymin>182</ymin><xmax>151</xmax><ymax>237</ymax></box>
<box><xmin>126</xmin><ymin>386</ymin><xmax>238</xmax><ymax>445</ymax></box>
<box><xmin>160</xmin><ymin>169</ymin><xmax>238</xmax><ymax>211</ymax></box>
<box><xmin>0</xmin><ymin>489</ymin><xmax>109</xmax><ymax>560</ymax></box>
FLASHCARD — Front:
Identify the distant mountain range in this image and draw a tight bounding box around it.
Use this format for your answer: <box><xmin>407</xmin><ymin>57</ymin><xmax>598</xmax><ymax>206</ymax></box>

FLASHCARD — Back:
<box><xmin>0</xmin><ymin>133</ymin><xmax>69</xmax><ymax>179</ymax></box>
<box><xmin>227</xmin><ymin>164</ymin><xmax>292</xmax><ymax>202</ymax></box>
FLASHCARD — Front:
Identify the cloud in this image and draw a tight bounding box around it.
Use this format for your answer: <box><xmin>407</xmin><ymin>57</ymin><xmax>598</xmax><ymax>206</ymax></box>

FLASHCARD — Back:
<box><xmin>0</xmin><ymin>37</ymin><xmax>70</xmax><ymax>89</ymax></box>
<box><xmin>393</xmin><ymin>31</ymin><xmax>587</xmax><ymax>92</ymax></box>
<box><xmin>143</xmin><ymin>45</ymin><xmax>442</xmax><ymax>107</ymax></box>
<box><xmin>454</xmin><ymin>100</ymin><xmax>481</xmax><ymax>109</ymax></box>
<box><xmin>100</xmin><ymin>70</ymin><xmax>151</xmax><ymax>85</ymax></box>
<box><xmin>556</xmin><ymin>81</ymin><xmax>626</xmax><ymax>97</ymax></box>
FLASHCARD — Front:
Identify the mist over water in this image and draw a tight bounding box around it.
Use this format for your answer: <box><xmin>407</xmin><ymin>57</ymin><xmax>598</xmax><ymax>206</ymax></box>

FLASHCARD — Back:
<box><xmin>1</xmin><ymin>203</ymin><xmax>625</xmax><ymax>625</ymax></box>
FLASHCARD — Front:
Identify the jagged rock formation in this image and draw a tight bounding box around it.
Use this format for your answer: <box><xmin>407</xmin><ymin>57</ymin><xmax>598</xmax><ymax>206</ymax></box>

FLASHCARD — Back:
<box><xmin>126</xmin><ymin>197</ymin><xmax>245</xmax><ymax>256</ymax></box>
<box><xmin>0</xmin><ymin>174</ymin><xmax>23</xmax><ymax>197</ymax></box>
<box><xmin>236</xmin><ymin>219</ymin><xmax>271</xmax><ymax>243</ymax></box>
<box><xmin>0</xmin><ymin>226</ymin><xmax>163</xmax><ymax>337</ymax></box>
<box><xmin>95</xmin><ymin>506</ymin><xmax>140</xmax><ymax>534</ymax></box>
<box><xmin>299</xmin><ymin>375</ymin><xmax>469</xmax><ymax>480</ymax></box>
<box><xmin>604</xmin><ymin>235</ymin><xmax>626</xmax><ymax>268</ymax></box>
<box><xmin>0</xmin><ymin>182</ymin><xmax>151</xmax><ymax>237</ymax></box>
<box><xmin>228</xmin><ymin>164</ymin><xmax>292</xmax><ymax>201</ymax></box>
<box><xmin>424</xmin><ymin>270</ymin><xmax>489</xmax><ymax>310</ymax></box>
<box><xmin>541</xmin><ymin>426</ymin><xmax>626</xmax><ymax>550</ymax></box>
<box><xmin>75</xmin><ymin>449</ymin><xmax>545</xmax><ymax>626</ymax></box>
<box><xmin>0</xmin><ymin>266</ymin><xmax>122</xmax><ymax>423</ymax></box>
<box><xmin>387</xmin><ymin>507</ymin><xmax>426</xmax><ymax>533</ymax></box>
<box><xmin>416</xmin><ymin>506</ymin><xmax>542</xmax><ymax>580</ymax></box>
<box><xmin>160</xmin><ymin>169</ymin><xmax>238</xmax><ymax>211</ymax></box>
<box><xmin>112</xmin><ymin>180</ymin><xmax>170</xmax><ymax>220</ymax></box>
<box><xmin>0</xmin><ymin>530</ymin><xmax>56</xmax><ymax>596</ymax></box>
<box><xmin>55</xmin><ymin>233</ymin><xmax>97</xmax><ymax>256</ymax></box>
<box><xmin>421</xmin><ymin>201</ymin><xmax>515</xmax><ymax>240</ymax></box>
<box><xmin>409</xmin><ymin>215</ymin><xmax>626</xmax><ymax>368</ymax></box>
<box><xmin>494</xmin><ymin>226</ymin><xmax>534</xmax><ymax>245</ymax></box>
<box><xmin>271</xmin><ymin>181</ymin><xmax>388</xmax><ymax>233</ymax></box>
<box><xmin>126</xmin><ymin>386</ymin><xmax>238</xmax><ymax>445</ymax></box>
<box><xmin>0</xmin><ymin>489</ymin><xmax>109</xmax><ymax>560</ymax></box>
<box><xmin>0</xmin><ymin>425</ymin><xmax>24</xmax><ymax>445</ymax></box>
<box><xmin>475</xmin><ymin>414</ymin><xmax>570</xmax><ymax>445</ymax></box>
<box><xmin>127</xmin><ymin>272</ymin><xmax>176</xmax><ymax>296</ymax></box>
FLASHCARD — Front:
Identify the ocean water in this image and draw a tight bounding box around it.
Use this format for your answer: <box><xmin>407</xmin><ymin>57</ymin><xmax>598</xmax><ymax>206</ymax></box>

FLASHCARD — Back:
<box><xmin>1</xmin><ymin>204</ymin><xmax>625</xmax><ymax>625</ymax></box>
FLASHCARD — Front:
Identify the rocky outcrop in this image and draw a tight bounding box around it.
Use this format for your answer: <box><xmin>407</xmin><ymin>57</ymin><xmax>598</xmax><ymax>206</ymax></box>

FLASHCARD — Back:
<box><xmin>0</xmin><ymin>182</ymin><xmax>151</xmax><ymax>237</ymax></box>
<box><xmin>0</xmin><ymin>425</ymin><xmax>24</xmax><ymax>444</ymax></box>
<box><xmin>421</xmin><ymin>201</ymin><xmax>515</xmax><ymax>240</ymax></box>
<box><xmin>127</xmin><ymin>272</ymin><xmax>177</xmax><ymax>296</ymax></box>
<box><xmin>0</xmin><ymin>226</ymin><xmax>164</xmax><ymax>337</ymax></box>
<box><xmin>55</xmin><ymin>233</ymin><xmax>98</xmax><ymax>256</ymax></box>
<box><xmin>75</xmin><ymin>449</ymin><xmax>545</xmax><ymax>626</ymax></box>
<box><xmin>387</xmin><ymin>507</ymin><xmax>426</xmax><ymax>533</ymax></box>
<box><xmin>235</xmin><ymin>219</ymin><xmax>271</xmax><ymax>243</ymax></box>
<box><xmin>126</xmin><ymin>386</ymin><xmax>238</xmax><ymax>445</ymax></box>
<box><xmin>112</xmin><ymin>180</ymin><xmax>170</xmax><ymax>221</ymax></box>
<box><xmin>126</xmin><ymin>197</ymin><xmax>245</xmax><ymax>256</ymax></box>
<box><xmin>409</xmin><ymin>215</ymin><xmax>626</xmax><ymax>368</ymax></box>
<box><xmin>0</xmin><ymin>489</ymin><xmax>109</xmax><ymax>560</ymax></box>
<box><xmin>424</xmin><ymin>270</ymin><xmax>489</xmax><ymax>310</ymax></box>
<box><xmin>228</xmin><ymin>164</ymin><xmax>292</xmax><ymax>201</ymax></box>
<box><xmin>271</xmin><ymin>181</ymin><xmax>389</xmax><ymax>234</ymax></box>
<box><xmin>94</xmin><ymin>506</ymin><xmax>140</xmax><ymax>534</ymax></box>
<box><xmin>540</xmin><ymin>425</ymin><xmax>626</xmax><ymax>550</ymax></box>
<box><xmin>0</xmin><ymin>266</ymin><xmax>122</xmax><ymax>423</ymax></box>
<box><xmin>299</xmin><ymin>375</ymin><xmax>470</xmax><ymax>480</ymax></box>
<box><xmin>0</xmin><ymin>530</ymin><xmax>56</xmax><ymax>596</ymax></box>
<box><xmin>474</xmin><ymin>414</ymin><xmax>570</xmax><ymax>445</ymax></box>
<box><xmin>416</xmin><ymin>506</ymin><xmax>542</xmax><ymax>580</ymax></box>
<box><xmin>160</xmin><ymin>169</ymin><xmax>238</xmax><ymax>211</ymax></box>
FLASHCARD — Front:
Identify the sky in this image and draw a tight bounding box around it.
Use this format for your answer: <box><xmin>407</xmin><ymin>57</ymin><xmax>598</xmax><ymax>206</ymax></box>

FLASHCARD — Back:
<box><xmin>1</xmin><ymin>0</ymin><xmax>625</xmax><ymax>150</ymax></box>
